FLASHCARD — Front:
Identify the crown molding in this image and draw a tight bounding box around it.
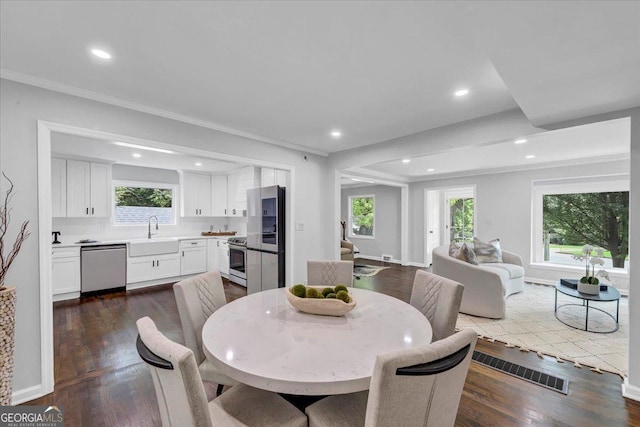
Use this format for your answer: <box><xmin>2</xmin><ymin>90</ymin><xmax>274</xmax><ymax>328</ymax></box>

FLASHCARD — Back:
<box><xmin>1</xmin><ymin>69</ymin><xmax>329</xmax><ymax>157</ymax></box>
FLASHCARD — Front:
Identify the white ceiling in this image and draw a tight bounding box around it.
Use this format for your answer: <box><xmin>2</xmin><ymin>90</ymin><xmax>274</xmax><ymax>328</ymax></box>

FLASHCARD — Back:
<box><xmin>354</xmin><ymin>118</ymin><xmax>630</xmax><ymax>182</ymax></box>
<box><xmin>1</xmin><ymin>1</ymin><xmax>638</xmax><ymax>158</ymax></box>
<box><xmin>51</xmin><ymin>133</ymin><xmax>246</xmax><ymax>173</ymax></box>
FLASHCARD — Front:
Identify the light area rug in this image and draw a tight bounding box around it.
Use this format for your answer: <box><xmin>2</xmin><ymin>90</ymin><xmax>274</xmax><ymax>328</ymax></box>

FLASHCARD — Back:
<box><xmin>353</xmin><ymin>265</ymin><xmax>390</xmax><ymax>277</ymax></box>
<box><xmin>456</xmin><ymin>283</ymin><xmax>628</xmax><ymax>377</ymax></box>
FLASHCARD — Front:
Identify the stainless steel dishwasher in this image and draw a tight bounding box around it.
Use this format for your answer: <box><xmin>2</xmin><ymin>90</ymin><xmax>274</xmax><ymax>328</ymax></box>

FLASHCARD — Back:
<box><xmin>81</xmin><ymin>244</ymin><xmax>127</xmax><ymax>295</ymax></box>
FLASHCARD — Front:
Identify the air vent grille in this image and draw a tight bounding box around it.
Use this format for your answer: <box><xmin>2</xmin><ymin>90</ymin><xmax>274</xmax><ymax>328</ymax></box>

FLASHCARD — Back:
<box><xmin>472</xmin><ymin>351</ymin><xmax>568</xmax><ymax>395</ymax></box>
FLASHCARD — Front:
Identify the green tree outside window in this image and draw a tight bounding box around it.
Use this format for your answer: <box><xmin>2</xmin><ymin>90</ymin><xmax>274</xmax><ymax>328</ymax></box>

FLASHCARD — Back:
<box><xmin>543</xmin><ymin>192</ymin><xmax>629</xmax><ymax>268</ymax></box>
<box><xmin>350</xmin><ymin>196</ymin><xmax>374</xmax><ymax>237</ymax></box>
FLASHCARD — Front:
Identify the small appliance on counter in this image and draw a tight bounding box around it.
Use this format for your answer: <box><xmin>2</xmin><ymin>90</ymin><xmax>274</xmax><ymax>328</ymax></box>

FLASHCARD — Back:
<box><xmin>246</xmin><ymin>185</ymin><xmax>285</xmax><ymax>295</ymax></box>
<box><xmin>52</xmin><ymin>231</ymin><xmax>61</xmax><ymax>244</ymax></box>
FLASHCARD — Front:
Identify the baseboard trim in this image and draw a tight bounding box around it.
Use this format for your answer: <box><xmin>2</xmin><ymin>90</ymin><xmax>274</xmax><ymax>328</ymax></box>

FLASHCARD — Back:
<box><xmin>407</xmin><ymin>261</ymin><xmax>427</xmax><ymax>268</ymax></box>
<box><xmin>356</xmin><ymin>255</ymin><xmax>402</xmax><ymax>264</ymax></box>
<box><xmin>622</xmin><ymin>378</ymin><xmax>640</xmax><ymax>402</ymax></box>
<box><xmin>12</xmin><ymin>384</ymin><xmax>46</xmax><ymax>405</ymax></box>
<box><xmin>524</xmin><ymin>276</ymin><xmax>555</xmax><ymax>286</ymax></box>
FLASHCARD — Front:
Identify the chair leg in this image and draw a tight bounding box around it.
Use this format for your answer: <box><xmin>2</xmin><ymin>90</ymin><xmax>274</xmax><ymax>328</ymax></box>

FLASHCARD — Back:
<box><xmin>216</xmin><ymin>384</ymin><xmax>224</xmax><ymax>396</ymax></box>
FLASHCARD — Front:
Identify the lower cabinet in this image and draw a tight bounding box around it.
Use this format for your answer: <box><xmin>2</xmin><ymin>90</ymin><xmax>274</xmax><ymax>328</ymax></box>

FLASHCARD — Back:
<box><xmin>52</xmin><ymin>247</ymin><xmax>80</xmax><ymax>295</ymax></box>
<box><xmin>180</xmin><ymin>239</ymin><xmax>207</xmax><ymax>276</ymax></box>
<box><xmin>206</xmin><ymin>238</ymin><xmax>230</xmax><ymax>276</ymax></box>
<box><xmin>218</xmin><ymin>240</ymin><xmax>230</xmax><ymax>275</ymax></box>
<box><xmin>127</xmin><ymin>253</ymin><xmax>181</xmax><ymax>284</ymax></box>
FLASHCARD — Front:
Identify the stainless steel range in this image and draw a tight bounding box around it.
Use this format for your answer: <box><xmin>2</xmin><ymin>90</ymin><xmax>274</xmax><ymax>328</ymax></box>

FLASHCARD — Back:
<box><xmin>228</xmin><ymin>236</ymin><xmax>247</xmax><ymax>287</ymax></box>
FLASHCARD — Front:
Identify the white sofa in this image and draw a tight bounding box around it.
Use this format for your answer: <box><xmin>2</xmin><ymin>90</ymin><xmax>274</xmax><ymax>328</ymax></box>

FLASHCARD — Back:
<box><xmin>431</xmin><ymin>245</ymin><xmax>524</xmax><ymax>319</ymax></box>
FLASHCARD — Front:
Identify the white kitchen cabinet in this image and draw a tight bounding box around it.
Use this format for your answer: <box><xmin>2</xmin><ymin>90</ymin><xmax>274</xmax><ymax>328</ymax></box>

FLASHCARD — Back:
<box><xmin>206</xmin><ymin>238</ymin><xmax>229</xmax><ymax>275</ymax></box>
<box><xmin>227</xmin><ymin>166</ymin><xmax>259</xmax><ymax>217</ymax></box>
<box><xmin>180</xmin><ymin>239</ymin><xmax>207</xmax><ymax>275</ymax></box>
<box><xmin>218</xmin><ymin>240</ymin><xmax>230</xmax><ymax>275</ymax></box>
<box><xmin>66</xmin><ymin>160</ymin><xmax>111</xmax><ymax>217</ymax></box>
<box><xmin>211</xmin><ymin>175</ymin><xmax>228</xmax><ymax>216</ymax></box>
<box><xmin>182</xmin><ymin>172</ymin><xmax>212</xmax><ymax>217</ymax></box>
<box><xmin>261</xmin><ymin>167</ymin><xmax>287</xmax><ymax>188</ymax></box>
<box><xmin>52</xmin><ymin>247</ymin><xmax>80</xmax><ymax>295</ymax></box>
<box><xmin>51</xmin><ymin>158</ymin><xmax>67</xmax><ymax>217</ymax></box>
<box><xmin>127</xmin><ymin>253</ymin><xmax>181</xmax><ymax>284</ymax></box>
<box><xmin>207</xmin><ymin>239</ymin><xmax>221</xmax><ymax>271</ymax></box>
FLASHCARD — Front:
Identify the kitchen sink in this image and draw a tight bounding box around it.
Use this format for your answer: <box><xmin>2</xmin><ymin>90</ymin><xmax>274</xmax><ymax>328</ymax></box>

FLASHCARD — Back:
<box><xmin>128</xmin><ymin>238</ymin><xmax>179</xmax><ymax>257</ymax></box>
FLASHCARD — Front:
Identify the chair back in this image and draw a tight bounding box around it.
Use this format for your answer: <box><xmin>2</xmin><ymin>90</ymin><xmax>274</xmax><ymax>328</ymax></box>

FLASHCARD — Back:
<box><xmin>173</xmin><ymin>271</ymin><xmax>227</xmax><ymax>364</ymax></box>
<box><xmin>410</xmin><ymin>270</ymin><xmax>464</xmax><ymax>342</ymax></box>
<box><xmin>136</xmin><ymin>316</ymin><xmax>213</xmax><ymax>427</ymax></box>
<box><xmin>307</xmin><ymin>260</ymin><xmax>354</xmax><ymax>287</ymax></box>
<box><xmin>365</xmin><ymin>328</ymin><xmax>477</xmax><ymax>427</ymax></box>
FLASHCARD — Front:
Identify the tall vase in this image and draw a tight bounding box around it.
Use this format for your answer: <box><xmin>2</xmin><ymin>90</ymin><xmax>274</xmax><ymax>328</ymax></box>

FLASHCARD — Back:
<box><xmin>0</xmin><ymin>286</ymin><xmax>16</xmax><ymax>406</ymax></box>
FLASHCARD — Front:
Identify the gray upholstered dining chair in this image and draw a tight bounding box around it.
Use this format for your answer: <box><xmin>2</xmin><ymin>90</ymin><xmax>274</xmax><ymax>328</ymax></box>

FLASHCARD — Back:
<box><xmin>410</xmin><ymin>270</ymin><xmax>464</xmax><ymax>342</ymax></box>
<box><xmin>307</xmin><ymin>260</ymin><xmax>354</xmax><ymax>287</ymax></box>
<box><xmin>173</xmin><ymin>270</ymin><xmax>237</xmax><ymax>396</ymax></box>
<box><xmin>305</xmin><ymin>328</ymin><xmax>477</xmax><ymax>427</ymax></box>
<box><xmin>136</xmin><ymin>316</ymin><xmax>307</xmax><ymax>427</ymax></box>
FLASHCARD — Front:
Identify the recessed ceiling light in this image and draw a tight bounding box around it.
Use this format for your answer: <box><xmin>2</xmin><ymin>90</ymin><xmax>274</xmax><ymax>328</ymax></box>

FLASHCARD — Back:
<box><xmin>402</xmin><ymin>159</ymin><xmax>411</xmax><ymax>164</ymax></box>
<box><xmin>427</xmin><ymin>168</ymin><xmax>435</xmax><ymax>172</ymax></box>
<box><xmin>195</xmin><ymin>162</ymin><xmax>202</xmax><ymax>167</ymax></box>
<box><xmin>330</xmin><ymin>130</ymin><xmax>342</xmax><ymax>138</ymax></box>
<box><xmin>91</xmin><ymin>48</ymin><xmax>111</xmax><ymax>60</ymax></box>
<box><xmin>514</xmin><ymin>139</ymin><xmax>527</xmax><ymax>144</ymax></box>
<box><xmin>132</xmin><ymin>153</ymin><xmax>142</xmax><ymax>158</ymax></box>
<box><xmin>525</xmin><ymin>155</ymin><xmax>536</xmax><ymax>159</ymax></box>
<box><xmin>113</xmin><ymin>141</ymin><xmax>174</xmax><ymax>154</ymax></box>
<box><xmin>454</xmin><ymin>88</ymin><xmax>469</xmax><ymax>97</ymax></box>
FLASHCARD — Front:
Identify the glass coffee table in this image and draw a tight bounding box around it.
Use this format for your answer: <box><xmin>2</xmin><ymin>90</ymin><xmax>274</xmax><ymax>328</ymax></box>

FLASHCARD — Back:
<box><xmin>554</xmin><ymin>281</ymin><xmax>620</xmax><ymax>333</ymax></box>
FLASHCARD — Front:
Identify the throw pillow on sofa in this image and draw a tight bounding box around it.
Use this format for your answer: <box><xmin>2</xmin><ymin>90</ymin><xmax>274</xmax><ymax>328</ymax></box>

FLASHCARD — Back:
<box><xmin>449</xmin><ymin>241</ymin><xmax>478</xmax><ymax>265</ymax></box>
<box><xmin>473</xmin><ymin>237</ymin><xmax>502</xmax><ymax>263</ymax></box>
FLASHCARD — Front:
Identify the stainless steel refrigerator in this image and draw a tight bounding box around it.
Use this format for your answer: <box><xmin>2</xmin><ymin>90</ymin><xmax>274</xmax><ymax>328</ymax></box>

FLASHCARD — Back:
<box><xmin>246</xmin><ymin>185</ymin><xmax>285</xmax><ymax>294</ymax></box>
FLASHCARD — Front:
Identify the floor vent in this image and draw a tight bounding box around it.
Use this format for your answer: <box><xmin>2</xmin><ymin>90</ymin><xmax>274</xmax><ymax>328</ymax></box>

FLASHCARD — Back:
<box><xmin>381</xmin><ymin>254</ymin><xmax>392</xmax><ymax>262</ymax></box>
<box><xmin>472</xmin><ymin>351</ymin><xmax>569</xmax><ymax>395</ymax></box>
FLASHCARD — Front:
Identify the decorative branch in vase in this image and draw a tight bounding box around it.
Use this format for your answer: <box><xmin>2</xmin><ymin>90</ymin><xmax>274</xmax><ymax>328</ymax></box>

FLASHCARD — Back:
<box><xmin>0</xmin><ymin>173</ymin><xmax>30</xmax><ymax>289</ymax></box>
<box><xmin>0</xmin><ymin>172</ymin><xmax>30</xmax><ymax>405</ymax></box>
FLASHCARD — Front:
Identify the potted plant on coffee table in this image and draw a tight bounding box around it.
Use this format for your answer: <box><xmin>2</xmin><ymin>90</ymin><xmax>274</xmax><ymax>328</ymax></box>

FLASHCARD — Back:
<box><xmin>0</xmin><ymin>173</ymin><xmax>30</xmax><ymax>405</ymax></box>
<box><xmin>574</xmin><ymin>244</ymin><xmax>609</xmax><ymax>295</ymax></box>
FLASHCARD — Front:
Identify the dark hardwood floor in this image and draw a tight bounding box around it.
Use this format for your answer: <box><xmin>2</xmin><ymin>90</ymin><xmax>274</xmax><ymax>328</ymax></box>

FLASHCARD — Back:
<box><xmin>27</xmin><ymin>260</ymin><xmax>640</xmax><ymax>426</ymax></box>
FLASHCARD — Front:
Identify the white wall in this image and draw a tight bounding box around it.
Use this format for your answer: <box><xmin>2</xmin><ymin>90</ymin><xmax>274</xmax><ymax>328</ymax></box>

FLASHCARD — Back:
<box><xmin>341</xmin><ymin>185</ymin><xmax>401</xmax><ymax>260</ymax></box>
<box><xmin>0</xmin><ymin>78</ymin><xmax>333</xmax><ymax>398</ymax></box>
<box><xmin>408</xmin><ymin>159</ymin><xmax>630</xmax><ymax>289</ymax></box>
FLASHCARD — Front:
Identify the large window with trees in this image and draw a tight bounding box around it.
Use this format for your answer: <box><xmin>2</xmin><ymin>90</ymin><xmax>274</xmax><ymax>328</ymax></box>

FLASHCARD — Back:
<box><xmin>113</xmin><ymin>181</ymin><xmax>177</xmax><ymax>225</ymax></box>
<box><xmin>533</xmin><ymin>177</ymin><xmax>629</xmax><ymax>271</ymax></box>
<box><xmin>349</xmin><ymin>195</ymin><xmax>375</xmax><ymax>238</ymax></box>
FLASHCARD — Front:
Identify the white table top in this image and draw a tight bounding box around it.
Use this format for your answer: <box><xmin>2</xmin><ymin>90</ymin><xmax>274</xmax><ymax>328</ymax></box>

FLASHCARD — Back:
<box><xmin>202</xmin><ymin>287</ymin><xmax>433</xmax><ymax>395</ymax></box>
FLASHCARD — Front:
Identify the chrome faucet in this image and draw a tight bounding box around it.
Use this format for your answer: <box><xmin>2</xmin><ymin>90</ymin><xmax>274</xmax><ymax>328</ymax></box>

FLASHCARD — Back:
<box><xmin>148</xmin><ymin>215</ymin><xmax>159</xmax><ymax>239</ymax></box>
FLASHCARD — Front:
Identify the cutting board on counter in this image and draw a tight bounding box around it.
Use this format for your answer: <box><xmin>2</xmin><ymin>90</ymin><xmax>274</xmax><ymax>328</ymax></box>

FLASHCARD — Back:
<box><xmin>201</xmin><ymin>231</ymin><xmax>237</xmax><ymax>236</ymax></box>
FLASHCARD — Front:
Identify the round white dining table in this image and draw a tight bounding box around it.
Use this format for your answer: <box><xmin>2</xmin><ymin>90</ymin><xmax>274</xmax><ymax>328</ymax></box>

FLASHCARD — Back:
<box><xmin>202</xmin><ymin>287</ymin><xmax>433</xmax><ymax>395</ymax></box>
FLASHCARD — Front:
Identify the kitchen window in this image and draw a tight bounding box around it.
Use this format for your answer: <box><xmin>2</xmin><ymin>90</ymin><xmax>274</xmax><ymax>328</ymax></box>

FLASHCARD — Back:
<box><xmin>113</xmin><ymin>180</ymin><xmax>177</xmax><ymax>225</ymax></box>
<box><xmin>349</xmin><ymin>195</ymin><xmax>375</xmax><ymax>238</ymax></box>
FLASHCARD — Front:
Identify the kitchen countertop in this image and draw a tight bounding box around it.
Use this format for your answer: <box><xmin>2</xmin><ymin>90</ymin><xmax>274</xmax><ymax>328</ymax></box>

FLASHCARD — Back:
<box><xmin>52</xmin><ymin>234</ymin><xmax>240</xmax><ymax>248</ymax></box>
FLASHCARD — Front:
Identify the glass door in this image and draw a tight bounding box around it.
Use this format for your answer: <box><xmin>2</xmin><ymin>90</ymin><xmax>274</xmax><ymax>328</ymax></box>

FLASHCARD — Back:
<box><xmin>443</xmin><ymin>186</ymin><xmax>475</xmax><ymax>245</ymax></box>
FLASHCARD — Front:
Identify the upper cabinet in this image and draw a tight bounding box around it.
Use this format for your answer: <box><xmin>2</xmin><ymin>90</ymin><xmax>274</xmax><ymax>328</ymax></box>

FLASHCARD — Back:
<box><xmin>51</xmin><ymin>158</ymin><xmax>67</xmax><ymax>217</ymax></box>
<box><xmin>227</xmin><ymin>166</ymin><xmax>259</xmax><ymax>217</ymax></box>
<box><xmin>58</xmin><ymin>159</ymin><xmax>111</xmax><ymax>218</ymax></box>
<box><xmin>261</xmin><ymin>167</ymin><xmax>287</xmax><ymax>188</ymax></box>
<box><xmin>181</xmin><ymin>172</ymin><xmax>212</xmax><ymax>217</ymax></box>
<box><xmin>180</xmin><ymin>167</ymin><xmax>260</xmax><ymax>218</ymax></box>
<box><xmin>211</xmin><ymin>175</ymin><xmax>228</xmax><ymax>216</ymax></box>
